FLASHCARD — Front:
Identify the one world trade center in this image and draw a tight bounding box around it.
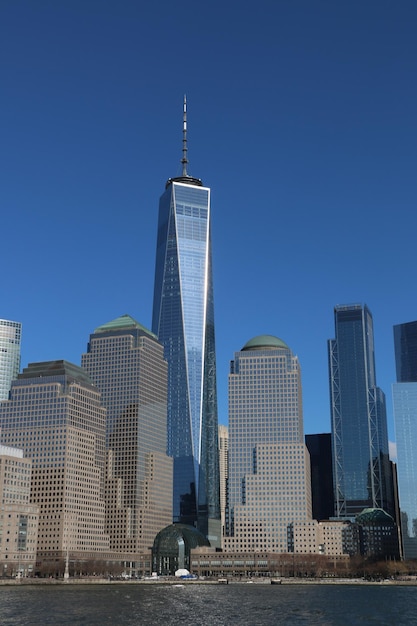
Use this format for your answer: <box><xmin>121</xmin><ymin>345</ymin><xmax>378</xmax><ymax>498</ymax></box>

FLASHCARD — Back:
<box><xmin>152</xmin><ymin>98</ymin><xmax>220</xmax><ymax>546</ymax></box>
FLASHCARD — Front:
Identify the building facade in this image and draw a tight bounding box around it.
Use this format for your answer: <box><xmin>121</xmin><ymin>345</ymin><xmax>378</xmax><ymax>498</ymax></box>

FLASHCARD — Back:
<box><xmin>328</xmin><ymin>304</ymin><xmax>393</xmax><ymax>518</ymax></box>
<box><xmin>0</xmin><ymin>444</ymin><xmax>38</xmax><ymax>576</ymax></box>
<box><xmin>305</xmin><ymin>433</ymin><xmax>334</xmax><ymax>520</ymax></box>
<box><xmin>0</xmin><ymin>361</ymin><xmax>110</xmax><ymax>565</ymax></box>
<box><xmin>393</xmin><ymin>320</ymin><xmax>417</xmax><ymax>559</ymax></box>
<box><xmin>81</xmin><ymin>314</ymin><xmax>173</xmax><ymax>553</ymax></box>
<box><xmin>0</xmin><ymin>319</ymin><xmax>21</xmax><ymax>401</ymax></box>
<box><xmin>152</xmin><ymin>99</ymin><xmax>220</xmax><ymax>544</ymax></box>
<box><xmin>218</xmin><ymin>425</ymin><xmax>228</xmax><ymax>540</ymax></box>
<box><xmin>225</xmin><ymin>335</ymin><xmax>312</xmax><ymax>553</ymax></box>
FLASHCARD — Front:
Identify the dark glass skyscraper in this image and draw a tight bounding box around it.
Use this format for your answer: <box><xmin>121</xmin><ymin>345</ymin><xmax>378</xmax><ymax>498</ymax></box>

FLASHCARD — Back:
<box><xmin>393</xmin><ymin>320</ymin><xmax>417</xmax><ymax>559</ymax></box>
<box><xmin>394</xmin><ymin>321</ymin><xmax>417</xmax><ymax>383</ymax></box>
<box><xmin>328</xmin><ymin>304</ymin><xmax>393</xmax><ymax>518</ymax></box>
<box><xmin>152</xmin><ymin>99</ymin><xmax>220</xmax><ymax>545</ymax></box>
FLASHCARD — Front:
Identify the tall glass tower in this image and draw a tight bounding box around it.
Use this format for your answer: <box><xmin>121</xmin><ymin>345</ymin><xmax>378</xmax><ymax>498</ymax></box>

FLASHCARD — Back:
<box><xmin>328</xmin><ymin>304</ymin><xmax>394</xmax><ymax>518</ymax></box>
<box><xmin>0</xmin><ymin>319</ymin><xmax>21</xmax><ymax>400</ymax></box>
<box><xmin>393</xmin><ymin>320</ymin><xmax>417</xmax><ymax>559</ymax></box>
<box><xmin>152</xmin><ymin>98</ymin><xmax>220</xmax><ymax>545</ymax></box>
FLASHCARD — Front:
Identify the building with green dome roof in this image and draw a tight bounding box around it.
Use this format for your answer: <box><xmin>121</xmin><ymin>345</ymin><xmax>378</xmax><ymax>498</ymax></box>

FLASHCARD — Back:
<box><xmin>81</xmin><ymin>314</ymin><xmax>173</xmax><ymax>554</ymax></box>
<box><xmin>355</xmin><ymin>507</ymin><xmax>400</xmax><ymax>559</ymax></box>
<box><xmin>242</xmin><ymin>335</ymin><xmax>289</xmax><ymax>351</ymax></box>
<box><xmin>225</xmin><ymin>335</ymin><xmax>313</xmax><ymax>553</ymax></box>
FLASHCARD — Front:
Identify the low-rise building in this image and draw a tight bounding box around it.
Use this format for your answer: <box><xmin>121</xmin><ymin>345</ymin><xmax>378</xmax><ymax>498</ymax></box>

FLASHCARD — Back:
<box><xmin>0</xmin><ymin>444</ymin><xmax>38</xmax><ymax>576</ymax></box>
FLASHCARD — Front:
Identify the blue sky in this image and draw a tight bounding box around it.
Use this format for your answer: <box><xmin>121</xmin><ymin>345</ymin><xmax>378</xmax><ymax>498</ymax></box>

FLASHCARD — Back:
<box><xmin>2</xmin><ymin>1</ymin><xmax>417</xmax><ymax>445</ymax></box>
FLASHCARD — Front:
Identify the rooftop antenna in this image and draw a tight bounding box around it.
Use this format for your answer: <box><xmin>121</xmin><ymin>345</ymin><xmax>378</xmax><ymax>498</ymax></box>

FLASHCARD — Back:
<box><xmin>181</xmin><ymin>95</ymin><xmax>188</xmax><ymax>177</ymax></box>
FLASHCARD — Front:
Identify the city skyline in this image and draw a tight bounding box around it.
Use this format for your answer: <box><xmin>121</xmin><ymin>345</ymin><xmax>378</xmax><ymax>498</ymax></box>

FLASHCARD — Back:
<box><xmin>2</xmin><ymin>1</ymin><xmax>417</xmax><ymax>445</ymax></box>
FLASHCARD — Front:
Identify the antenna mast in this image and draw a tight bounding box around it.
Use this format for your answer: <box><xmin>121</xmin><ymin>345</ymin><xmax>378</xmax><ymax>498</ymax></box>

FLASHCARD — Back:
<box><xmin>181</xmin><ymin>95</ymin><xmax>188</xmax><ymax>176</ymax></box>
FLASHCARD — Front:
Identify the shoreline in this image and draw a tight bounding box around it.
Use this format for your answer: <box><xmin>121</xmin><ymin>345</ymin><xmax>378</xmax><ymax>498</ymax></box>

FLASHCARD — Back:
<box><xmin>1</xmin><ymin>577</ymin><xmax>416</xmax><ymax>587</ymax></box>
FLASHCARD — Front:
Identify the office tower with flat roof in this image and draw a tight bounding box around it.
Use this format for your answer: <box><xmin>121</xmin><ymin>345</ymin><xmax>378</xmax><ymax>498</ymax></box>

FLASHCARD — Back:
<box><xmin>0</xmin><ymin>361</ymin><xmax>110</xmax><ymax>565</ymax></box>
<box><xmin>82</xmin><ymin>314</ymin><xmax>172</xmax><ymax>553</ymax></box>
<box><xmin>0</xmin><ymin>320</ymin><xmax>21</xmax><ymax>400</ymax></box>
<box><xmin>224</xmin><ymin>335</ymin><xmax>312</xmax><ymax>553</ymax></box>
<box><xmin>218</xmin><ymin>425</ymin><xmax>228</xmax><ymax>539</ymax></box>
<box><xmin>393</xmin><ymin>320</ymin><xmax>417</xmax><ymax>558</ymax></box>
<box><xmin>305</xmin><ymin>433</ymin><xmax>334</xmax><ymax>520</ymax></box>
<box><xmin>0</xmin><ymin>444</ymin><xmax>38</xmax><ymax>577</ymax></box>
<box><xmin>152</xmin><ymin>99</ymin><xmax>220</xmax><ymax>545</ymax></box>
<box><xmin>328</xmin><ymin>304</ymin><xmax>394</xmax><ymax>518</ymax></box>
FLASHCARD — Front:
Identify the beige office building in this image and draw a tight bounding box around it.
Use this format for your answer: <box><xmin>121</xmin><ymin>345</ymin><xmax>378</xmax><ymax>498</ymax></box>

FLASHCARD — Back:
<box><xmin>225</xmin><ymin>335</ymin><xmax>313</xmax><ymax>553</ymax></box>
<box><xmin>0</xmin><ymin>361</ymin><xmax>110</xmax><ymax>565</ymax></box>
<box><xmin>0</xmin><ymin>444</ymin><xmax>38</xmax><ymax>576</ymax></box>
<box><xmin>82</xmin><ymin>315</ymin><xmax>172</xmax><ymax>553</ymax></box>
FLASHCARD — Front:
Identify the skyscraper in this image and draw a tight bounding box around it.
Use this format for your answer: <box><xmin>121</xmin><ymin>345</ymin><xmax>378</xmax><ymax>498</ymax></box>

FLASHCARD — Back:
<box><xmin>393</xmin><ymin>320</ymin><xmax>417</xmax><ymax>559</ymax></box>
<box><xmin>0</xmin><ymin>361</ymin><xmax>110</xmax><ymax>564</ymax></box>
<box><xmin>328</xmin><ymin>304</ymin><xmax>393</xmax><ymax>518</ymax></box>
<box><xmin>81</xmin><ymin>314</ymin><xmax>172</xmax><ymax>553</ymax></box>
<box><xmin>0</xmin><ymin>319</ymin><xmax>21</xmax><ymax>400</ymax></box>
<box><xmin>152</xmin><ymin>98</ymin><xmax>220</xmax><ymax>544</ymax></box>
<box><xmin>225</xmin><ymin>335</ymin><xmax>313</xmax><ymax>553</ymax></box>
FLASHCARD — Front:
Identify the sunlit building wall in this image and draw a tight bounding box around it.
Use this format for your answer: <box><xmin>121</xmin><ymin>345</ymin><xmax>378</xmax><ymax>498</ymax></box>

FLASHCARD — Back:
<box><xmin>82</xmin><ymin>315</ymin><xmax>172</xmax><ymax>553</ymax></box>
<box><xmin>0</xmin><ymin>444</ymin><xmax>38</xmax><ymax>576</ymax></box>
<box><xmin>225</xmin><ymin>335</ymin><xmax>312</xmax><ymax>553</ymax></box>
<box><xmin>0</xmin><ymin>361</ymin><xmax>110</xmax><ymax>563</ymax></box>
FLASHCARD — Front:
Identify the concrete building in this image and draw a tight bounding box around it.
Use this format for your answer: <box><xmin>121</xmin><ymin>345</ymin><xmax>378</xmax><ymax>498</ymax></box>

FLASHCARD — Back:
<box><xmin>0</xmin><ymin>319</ymin><xmax>21</xmax><ymax>401</ymax></box>
<box><xmin>0</xmin><ymin>444</ymin><xmax>38</xmax><ymax>576</ymax></box>
<box><xmin>82</xmin><ymin>314</ymin><xmax>172</xmax><ymax>553</ymax></box>
<box><xmin>0</xmin><ymin>361</ymin><xmax>110</xmax><ymax>566</ymax></box>
<box><xmin>225</xmin><ymin>335</ymin><xmax>312</xmax><ymax>553</ymax></box>
<box><xmin>152</xmin><ymin>98</ymin><xmax>220</xmax><ymax>544</ymax></box>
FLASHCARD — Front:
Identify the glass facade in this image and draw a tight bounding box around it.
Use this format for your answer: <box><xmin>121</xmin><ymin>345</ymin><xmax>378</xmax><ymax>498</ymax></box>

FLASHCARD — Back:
<box><xmin>394</xmin><ymin>321</ymin><xmax>417</xmax><ymax>383</ymax></box>
<box><xmin>0</xmin><ymin>320</ymin><xmax>21</xmax><ymax>401</ymax></box>
<box><xmin>393</xmin><ymin>320</ymin><xmax>417</xmax><ymax>559</ymax></box>
<box><xmin>152</xmin><ymin>178</ymin><xmax>220</xmax><ymax>542</ymax></box>
<box><xmin>328</xmin><ymin>304</ymin><xmax>393</xmax><ymax>518</ymax></box>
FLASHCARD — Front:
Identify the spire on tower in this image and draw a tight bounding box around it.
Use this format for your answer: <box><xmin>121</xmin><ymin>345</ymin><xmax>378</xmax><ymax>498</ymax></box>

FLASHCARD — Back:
<box><xmin>165</xmin><ymin>96</ymin><xmax>203</xmax><ymax>189</ymax></box>
<box><xmin>181</xmin><ymin>95</ymin><xmax>188</xmax><ymax>176</ymax></box>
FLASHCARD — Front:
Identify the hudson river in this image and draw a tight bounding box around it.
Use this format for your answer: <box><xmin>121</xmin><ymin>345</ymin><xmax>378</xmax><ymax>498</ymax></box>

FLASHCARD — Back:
<box><xmin>1</xmin><ymin>583</ymin><xmax>416</xmax><ymax>625</ymax></box>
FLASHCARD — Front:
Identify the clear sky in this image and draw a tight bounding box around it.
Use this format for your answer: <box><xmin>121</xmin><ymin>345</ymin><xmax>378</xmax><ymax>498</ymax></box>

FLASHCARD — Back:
<box><xmin>2</xmin><ymin>1</ymin><xmax>417</xmax><ymax>446</ymax></box>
